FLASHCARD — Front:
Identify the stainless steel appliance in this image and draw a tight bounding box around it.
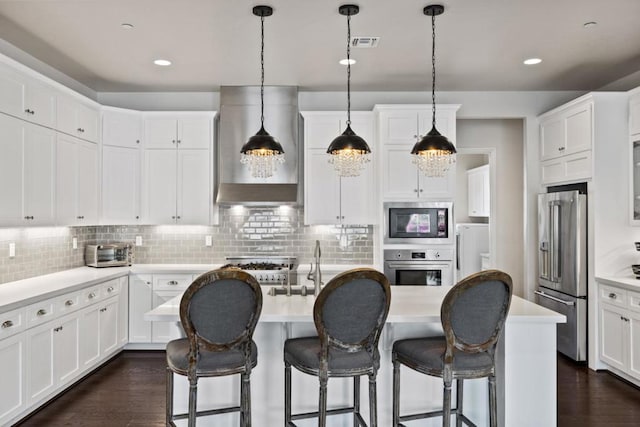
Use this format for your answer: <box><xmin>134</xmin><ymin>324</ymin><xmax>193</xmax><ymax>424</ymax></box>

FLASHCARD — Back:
<box><xmin>536</xmin><ymin>189</ymin><xmax>587</xmax><ymax>361</ymax></box>
<box><xmin>384</xmin><ymin>248</ymin><xmax>454</xmax><ymax>286</ymax></box>
<box><xmin>384</xmin><ymin>202</ymin><xmax>453</xmax><ymax>244</ymax></box>
<box><xmin>222</xmin><ymin>256</ymin><xmax>298</xmax><ymax>286</ymax></box>
<box><xmin>85</xmin><ymin>243</ymin><xmax>132</xmax><ymax>267</ymax></box>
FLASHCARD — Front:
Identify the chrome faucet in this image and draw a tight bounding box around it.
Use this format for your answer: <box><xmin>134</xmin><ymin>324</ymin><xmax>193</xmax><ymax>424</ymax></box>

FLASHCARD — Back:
<box><xmin>307</xmin><ymin>240</ymin><xmax>323</xmax><ymax>296</ymax></box>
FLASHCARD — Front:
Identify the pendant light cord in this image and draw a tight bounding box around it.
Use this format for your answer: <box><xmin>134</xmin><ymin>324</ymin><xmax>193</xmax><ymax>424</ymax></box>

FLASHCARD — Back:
<box><xmin>346</xmin><ymin>13</ymin><xmax>351</xmax><ymax>126</ymax></box>
<box><xmin>260</xmin><ymin>14</ymin><xmax>265</xmax><ymax>127</ymax></box>
<box><xmin>431</xmin><ymin>12</ymin><xmax>437</xmax><ymax>129</ymax></box>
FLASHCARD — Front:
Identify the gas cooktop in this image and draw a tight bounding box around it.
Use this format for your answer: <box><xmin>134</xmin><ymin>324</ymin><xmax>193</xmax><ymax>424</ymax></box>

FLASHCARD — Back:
<box><xmin>222</xmin><ymin>256</ymin><xmax>298</xmax><ymax>286</ymax></box>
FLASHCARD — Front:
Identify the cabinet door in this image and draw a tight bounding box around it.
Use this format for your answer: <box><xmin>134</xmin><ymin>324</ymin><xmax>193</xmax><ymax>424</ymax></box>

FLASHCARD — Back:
<box><xmin>102</xmin><ymin>145</ymin><xmax>141</xmax><ymax>225</ymax></box>
<box><xmin>24</xmin><ymin>77</ymin><xmax>56</xmax><ymax>128</ymax></box>
<box><xmin>564</xmin><ymin>103</ymin><xmax>592</xmax><ymax>155</ymax></box>
<box><xmin>381</xmin><ymin>144</ymin><xmax>420</xmax><ymax>200</ymax></box>
<box><xmin>118</xmin><ymin>277</ymin><xmax>129</xmax><ymax>346</ymax></box>
<box><xmin>631</xmin><ymin>95</ymin><xmax>640</xmax><ymax>136</ymax></box>
<box><xmin>76</xmin><ymin>140</ymin><xmax>98</xmax><ymax>224</ymax></box>
<box><xmin>418</xmin><ymin>110</ymin><xmax>457</xmax><ymax>142</ymax></box>
<box><xmin>178</xmin><ymin>118</ymin><xmax>211</xmax><ymax>149</ymax></box>
<box><xmin>23</xmin><ymin>122</ymin><xmax>55</xmax><ymax>225</ymax></box>
<box><xmin>55</xmin><ymin>134</ymin><xmax>78</xmax><ymax>225</ymax></box>
<box><xmin>629</xmin><ymin>312</ymin><xmax>640</xmax><ymax>380</ymax></box>
<box><xmin>54</xmin><ymin>314</ymin><xmax>80</xmax><ymax>387</ymax></box>
<box><xmin>303</xmin><ymin>114</ymin><xmax>341</xmax><ymax>149</ymax></box>
<box><xmin>0</xmin><ymin>334</ymin><xmax>26</xmax><ymax>424</ymax></box>
<box><xmin>0</xmin><ymin>114</ymin><xmax>24</xmax><ymax>226</ymax></box>
<box><xmin>76</xmin><ymin>103</ymin><xmax>99</xmax><ymax>143</ymax></box>
<box><xmin>79</xmin><ymin>305</ymin><xmax>101</xmax><ymax>370</ymax></box>
<box><xmin>144</xmin><ymin>117</ymin><xmax>178</xmax><ymax>149</ymax></box>
<box><xmin>600</xmin><ymin>304</ymin><xmax>626</xmax><ymax>371</ymax></box>
<box><xmin>304</xmin><ymin>149</ymin><xmax>340</xmax><ymax>224</ymax></box>
<box><xmin>129</xmin><ymin>275</ymin><xmax>153</xmax><ymax>343</ymax></box>
<box><xmin>151</xmin><ymin>291</ymin><xmax>183</xmax><ymax>343</ymax></box>
<box><xmin>99</xmin><ymin>298</ymin><xmax>119</xmax><ymax>356</ymax></box>
<box><xmin>540</xmin><ymin>118</ymin><xmax>564</xmax><ymax>161</ymax></box>
<box><xmin>467</xmin><ymin>165</ymin><xmax>490</xmax><ymax>217</ymax></box>
<box><xmin>56</xmin><ymin>95</ymin><xmax>78</xmax><ymax>137</ymax></box>
<box><xmin>145</xmin><ymin>149</ymin><xmax>177</xmax><ymax>223</ymax></box>
<box><xmin>102</xmin><ymin>108</ymin><xmax>142</xmax><ymax>148</ymax></box>
<box><xmin>0</xmin><ymin>64</ymin><xmax>26</xmax><ymax>119</ymax></box>
<box><xmin>177</xmin><ymin>149</ymin><xmax>210</xmax><ymax>224</ymax></box>
<box><xmin>378</xmin><ymin>110</ymin><xmax>418</xmax><ymax>145</ymax></box>
<box><xmin>419</xmin><ymin>168</ymin><xmax>455</xmax><ymax>199</ymax></box>
<box><xmin>26</xmin><ymin>323</ymin><xmax>55</xmax><ymax>405</ymax></box>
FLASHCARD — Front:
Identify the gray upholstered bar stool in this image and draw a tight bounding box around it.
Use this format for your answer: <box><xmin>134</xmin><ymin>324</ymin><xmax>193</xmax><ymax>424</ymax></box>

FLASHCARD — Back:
<box><xmin>165</xmin><ymin>269</ymin><xmax>262</xmax><ymax>427</ymax></box>
<box><xmin>392</xmin><ymin>270</ymin><xmax>513</xmax><ymax>427</ymax></box>
<box><xmin>284</xmin><ymin>268</ymin><xmax>391</xmax><ymax>427</ymax></box>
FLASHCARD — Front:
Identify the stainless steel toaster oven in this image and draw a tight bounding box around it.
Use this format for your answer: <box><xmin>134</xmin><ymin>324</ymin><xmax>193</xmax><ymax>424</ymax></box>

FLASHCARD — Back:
<box><xmin>85</xmin><ymin>243</ymin><xmax>132</xmax><ymax>267</ymax></box>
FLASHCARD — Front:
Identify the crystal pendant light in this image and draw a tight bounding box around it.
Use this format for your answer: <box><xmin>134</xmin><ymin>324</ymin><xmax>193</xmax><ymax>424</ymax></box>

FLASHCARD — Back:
<box><xmin>327</xmin><ymin>4</ymin><xmax>371</xmax><ymax>178</ymax></box>
<box><xmin>411</xmin><ymin>4</ymin><xmax>456</xmax><ymax>177</ymax></box>
<box><xmin>240</xmin><ymin>5</ymin><xmax>284</xmax><ymax>179</ymax></box>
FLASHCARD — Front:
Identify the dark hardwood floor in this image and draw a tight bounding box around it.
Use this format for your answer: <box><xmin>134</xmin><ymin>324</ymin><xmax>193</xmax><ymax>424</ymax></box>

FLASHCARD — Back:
<box><xmin>15</xmin><ymin>351</ymin><xmax>640</xmax><ymax>426</ymax></box>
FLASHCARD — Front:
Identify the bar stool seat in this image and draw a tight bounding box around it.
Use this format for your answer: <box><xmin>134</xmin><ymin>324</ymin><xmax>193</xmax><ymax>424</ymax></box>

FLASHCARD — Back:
<box><xmin>166</xmin><ymin>338</ymin><xmax>258</xmax><ymax>376</ymax></box>
<box><xmin>285</xmin><ymin>337</ymin><xmax>374</xmax><ymax>375</ymax></box>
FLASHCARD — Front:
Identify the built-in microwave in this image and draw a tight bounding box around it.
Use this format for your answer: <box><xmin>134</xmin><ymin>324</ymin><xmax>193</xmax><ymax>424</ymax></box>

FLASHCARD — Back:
<box><xmin>383</xmin><ymin>201</ymin><xmax>454</xmax><ymax>244</ymax></box>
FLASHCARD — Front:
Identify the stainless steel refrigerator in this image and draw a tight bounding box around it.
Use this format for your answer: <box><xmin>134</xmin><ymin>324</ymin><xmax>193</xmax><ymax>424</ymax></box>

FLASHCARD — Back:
<box><xmin>535</xmin><ymin>190</ymin><xmax>587</xmax><ymax>361</ymax></box>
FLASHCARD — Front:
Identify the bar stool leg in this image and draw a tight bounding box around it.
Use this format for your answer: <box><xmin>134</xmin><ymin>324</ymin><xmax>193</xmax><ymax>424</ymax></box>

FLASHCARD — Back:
<box><xmin>319</xmin><ymin>375</ymin><xmax>328</xmax><ymax>427</ymax></box>
<box><xmin>166</xmin><ymin>368</ymin><xmax>174</xmax><ymax>426</ymax></box>
<box><xmin>443</xmin><ymin>378</ymin><xmax>452</xmax><ymax>427</ymax></box>
<box><xmin>353</xmin><ymin>376</ymin><xmax>360</xmax><ymax>426</ymax></box>
<box><xmin>488</xmin><ymin>373</ymin><xmax>497</xmax><ymax>427</ymax></box>
<box><xmin>368</xmin><ymin>372</ymin><xmax>378</xmax><ymax>427</ymax></box>
<box><xmin>188</xmin><ymin>377</ymin><xmax>198</xmax><ymax>427</ymax></box>
<box><xmin>392</xmin><ymin>358</ymin><xmax>400</xmax><ymax>427</ymax></box>
<box><xmin>456</xmin><ymin>379</ymin><xmax>464</xmax><ymax>427</ymax></box>
<box><xmin>285</xmin><ymin>362</ymin><xmax>292</xmax><ymax>425</ymax></box>
<box><xmin>241</xmin><ymin>372</ymin><xmax>251</xmax><ymax>427</ymax></box>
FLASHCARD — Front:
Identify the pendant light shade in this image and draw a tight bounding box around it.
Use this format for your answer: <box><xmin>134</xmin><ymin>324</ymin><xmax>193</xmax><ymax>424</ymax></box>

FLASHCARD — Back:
<box><xmin>327</xmin><ymin>4</ymin><xmax>371</xmax><ymax>178</ymax></box>
<box><xmin>240</xmin><ymin>5</ymin><xmax>285</xmax><ymax>179</ymax></box>
<box><xmin>411</xmin><ymin>4</ymin><xmax>456</xmax><ymax>178</ymax></box>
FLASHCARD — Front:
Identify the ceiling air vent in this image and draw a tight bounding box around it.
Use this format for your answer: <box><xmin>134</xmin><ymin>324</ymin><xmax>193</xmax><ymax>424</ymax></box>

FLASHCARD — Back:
<box><xmin>351</xmin><ymin>37</ymin><xmax>380</xmax><ymax>48</ymax></box>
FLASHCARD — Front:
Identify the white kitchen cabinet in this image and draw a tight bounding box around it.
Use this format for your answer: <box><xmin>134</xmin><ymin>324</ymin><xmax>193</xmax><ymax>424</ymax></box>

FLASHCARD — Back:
<box><xmin>55</xmin><ymin>133</ymin><xmax>98</xmax><ymax>225</ymax></box>
<box><xmin>102</xmin><ymin>107</ymin><xmax>142</xmax><ymax>148</ymax></box>
<box><xmin>630</xmin><ymin>92</ymin><xmax>640</xmax><ymax>137</ymax></box>
<box><xmin>376</xmin><ymin>105</ymin><xmax>458</xmax><ymax>200</ymax></box>
<box><xmin>129</xmin><ymin>275</ymin><xmax>153</xmax><ymax>343</ymax></box>
<box><xmin>56</xmin><ymin>95</ymin><xmax>99</xmax><ymax>143</ymax></box>
<box><xmin>0</xmin><ymin>115</ymin><xmax>55</xmax><ymax>226</ymax></box>
<box><xmin>78</xmin><ymin>304</ymin><xmax>101</xmax><ymax>370</ymax></box>
<box><xmin>540</xmin><ymin>100</ymin><xmax>592</xmax><ymax>161</ymax></box>
<box><xmin>53</xmin><ymin>314</ymin><xmax>81</xmax><ymax>387</ymax></box>
<box><xmin>467</xmin><ymin>164</ymin><xmax>490</xmax><ymax>217</ymax></box>
<box><xmin>101</xmin><ymin>145</ymin><xmax>142</xmax><ymax>225</ymax></box>
<box><xmin>118</xmin><ymin>276</ymin><xmax>129</xmax><ymax>347</ymax></box>
<box><xmin>99</xmin><ymin>297</ymin><xmax>119</xmax><ymax>356</ymax></box>
<box><xmin>0</xmin><ymin>63</ymin><xmax>56</xmax><ymax>128</ymax></box>
<box><xmin>0</xmin><ymin>333</ymin><xmax>26</xmax><ymax>425</ymax></box>
<box><xmin>143</xmin><ymin>114</ymin><xmax>212</xmax><ymax>149</ymax></box>
<box><xmin>600</xmin><ymin>303</ymin><xmax>626</xmax><ymax>371</ymax></box>
<box><xmin>302</xmin><ymin>112</ymin><xmax>376</xmax><ymax>225</ymax></box>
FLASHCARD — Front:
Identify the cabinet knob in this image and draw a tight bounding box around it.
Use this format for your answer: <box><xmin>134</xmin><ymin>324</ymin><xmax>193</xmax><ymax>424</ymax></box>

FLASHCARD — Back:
<box><xmin>1</xmin><ymin>320</ymin><xmax>13</xmax><ymax>329</ymax></box>
<box><xmin>558</xmin><ymin>147</ymin><xmax>565</xmax><ymax>151</ymax></box>
<box><xmin>419</xmin><ymin>189</ymin><xmax>423</xmax><ymax>193</ymax></box>
<box><xmin>414</xmin><ymin>189</ymin><xmax>418</xmax><ymax>193</ymax></box>
<box><xmin>176</xmin><ymin>216</ymin><xmax>181</xmax><ymax>219</ymax></box>
<box><xmin>177</xmin><ymin>140</ymin><xmax>181</xmax><ymax>144</ymax></box>
<box><xmin>136</xmin><ymin>140</ymin><xmax>140</xmax><ymax>144</ymax></box>
<box><xmin>36</xmin><ymin>309</ymin><xmax>47</xmax><ymax>317</ymax></box>
<box><xmin>107</xmin><ymin>286</ymin><xmax>115</xmax><ymax>293</ymax></box>
<box><xmin>609</xmin><ymin>293</ymin><xmax>617</xmax><ymax>299</ymax></box>
<box><xmin>88</xmin><ymin>292</ymin><xmax>96</xmax><ymax>299</ymax></box>
<box><xmin>168</xmin><ymin>280</ymin><xmax>178</xmax><ymax>286</ymax></box>
<box><xmin>100</xmin><ymin>308</ymin><xmax>107</xmax><ymax>313</ymax></box>
<box><xmin>65</xmin><ymin>300</ymin><xmax>74</xmax><ymax>307</ymax></box>
<box><xmin>172</xmin><ymin>216</ymin><xmax>176</xmax><ymax>219</ymax></box>
<box><xmin>172</xmin><ymin>140</ymin><xmax>176</xmax><ymax>144</ymax></box>
<box><xmin>336</xmin><ymin>216</ymin><xmax>340</xmax><ymax>220</ymax></box>
<box><xmin>135</xmin><ymin>216</ymin><xmax>139</xmax><ymax>219</ymax></box>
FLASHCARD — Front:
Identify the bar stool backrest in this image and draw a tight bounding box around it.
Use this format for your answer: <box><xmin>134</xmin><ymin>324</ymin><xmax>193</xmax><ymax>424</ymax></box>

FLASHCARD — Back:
<box><xmin>441</xmin><ymin>270</ymin><xmax>512</xmax><ymax>357</ymax></box>
<box><xmin>180</xmin><ymin>269</ymin><xmax>263</xmax><ymax>352</ymax></box>
<box><xmin>314</xmin><ymin>268</ymin><xmax>391</xmax><ymax>353</ymax></box>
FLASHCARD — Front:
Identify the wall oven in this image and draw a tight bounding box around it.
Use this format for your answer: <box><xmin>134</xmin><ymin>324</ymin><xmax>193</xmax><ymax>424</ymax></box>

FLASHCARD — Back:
<box><xmin>383</xmin><ymin>201</ymin><xmax>453</xmax><ymax>244</ymax></box>
<box><xmin>383</xmin><ymin>249</ymin><xmax>454</xmax><ymax>286</ymax></box>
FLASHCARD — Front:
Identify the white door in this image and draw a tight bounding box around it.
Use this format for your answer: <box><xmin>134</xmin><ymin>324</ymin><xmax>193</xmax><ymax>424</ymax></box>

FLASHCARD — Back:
<box><xmin>178</xmin><ymin>117</ymin><xmax>211</xmax><ymax>149</ymax></box>
<box><xmin>0</xmin><ymin>334</ymin><xmax>26</xmax><ymax>424</ymax></box>
<box><xmin>76</xmin><ymin>103</ymin><xmax>99</xmax><ymax>143</ymax></box>
<box><xmin>144</xmin><ymin>117</ymin><xmax>178</xmax><ymax>149</ymax></box>
<box><xmin>102</xmin><ymin>145</ymin><xmax>141</xmax><ymax>225</ymax></box>
<box><xmin>0</xmin><ymin>114</ymin><xmax>25</xmax><ymax>226</ymax></box>
<box><xmin>129</xmin><ymin>275</ymin><xmax>153</xmax><ymax>343</ymax></box>
<box><xmin>55</xmin><ymin>134</ymin><xmax>78</xmax><ymax>225</ymax></box>
<box><xmin>26</xmin><ymin>323</ymin><xmax>55</xmax><ymax>405</ymax></box>
<box><xmin>76</xmin><ymin>140</ymin><xmax>99</xmax><ymax>224</ymax></box>
<box><xmin>118</xmin><ymin>277</ymin><xmax>129</xmax><ymax>346</ymax></box>
<box><xmin>378</xmin><ymin>110</ymin><xmax>418</xmax><ymax>145</ymax></box>
<box><xmin>56</xmin><ymin>95</ymin><xmax>78</xmax><ymax>137</ymax></box>
<box><xmin>340</xmin><ymin>168</ymin><xmax>373</xmax><ymax>225</ymax></box>
<box><xmin>177</xmin><ymin>149</ymin><xmax>210</xmax><ymax>224</ymax></box>
<box><xmin>628</xmin><ymin>311</ymin><xmax>640</xmax><ymax>380</ymax></box>
<box><xmin>53</xmin><ymin>314</ymin><xmax>80</xmax><ymax>387</ymax></box>
<box><xmin>540</xmin><ymin>118</ymin><xmax>565</xmax><ymax>161</ymax></box>
<box><xmin>79</xmin><ymin>305</ymin><xmax>101</xmax><ymax>370</ymax></box>
<box><xmin>600</xmin><ymin>305</ymin><xmax>626</xmax><ymax>371</ymax></box>
<box><xmin>24</xmin><ymin>77</ymin><xmax>56</xmax><ymax>128</ymax></box>
<box><xmin>0</xmin><ymin>64</ymin><xmax>26</xmax><ymax>119</ymax></box>
<box><xmin>304</xmin><ymin>149</ymin><xmax>340</xmax><ymax>225</ymax></box>
<box><xmin>23</xmin><ymin>122</ymin><xmax>55</xmax><ymax>225</ymax></box>
<box><xmin>564</xmin><ymin>103</ymin><xmax>592</xmax><ymax>155</ymax></box>
<box><xmin>145</xmin><ymin>149</ymin><xmax>177</xmax><ymax>224</ymax></box>
<box><xmin>99</xmin><ymin>298</ymin><xmax>119</xmax><ymax>356</ymax></box>
<box><xmin>102</xmin><ymin>108</ymin><xmax>143</xmax><ymax>148</ymax></box>
<box><xmin>382</xmin><ymin>145</ymin><xmax>419</xmax><ymax>200</ymax></box>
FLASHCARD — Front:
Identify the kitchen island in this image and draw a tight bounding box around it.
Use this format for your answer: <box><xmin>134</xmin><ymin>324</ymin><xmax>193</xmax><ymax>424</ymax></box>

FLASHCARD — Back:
<box><xmin>147</xmin><ymin>286</ymin><xmax>564</xmax><ymax>427</ymax></box>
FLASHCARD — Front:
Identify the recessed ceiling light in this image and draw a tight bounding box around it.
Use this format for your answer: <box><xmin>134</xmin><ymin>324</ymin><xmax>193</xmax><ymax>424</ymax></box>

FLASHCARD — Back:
<box><xmin>339</xmin><ymin>58</ymin><xmax>356</xmax><ymax>65</ymax></box>
<box><xmin>583</xmin><ymin>21</ymin><xmax>597</xmax><ymax>28</ymax></box>
<box><xmin>523</xmin><ymin>58</ymin><xmax>542</xmax><ymax>65</ymax></box>
<box><xmin>121</xmin><ymin>23</ymin><xmax>134</xmax><ymax>30</ymax></box>
<box><xmin>153</xmin><ymin>59</ymin><xmax>172</xmax><ymax>66</ymax></box>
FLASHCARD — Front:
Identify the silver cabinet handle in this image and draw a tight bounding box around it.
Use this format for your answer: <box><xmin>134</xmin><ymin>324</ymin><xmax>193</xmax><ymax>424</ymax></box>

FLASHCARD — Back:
<box><xmin>172</xmin><ymin>139</ymin><xmax>176</xmax><ymax>144</ymax></box>
<box><xmin>167</xmin><ymin>280</ymin><xmax>178</xmax><ymax>286</ymax></box>
<box><xmin>136</xmin><ymin>140</ymin><xmax>140</xmax><ymax>144</ymax></box>
<box><xmin>608</xmin><ymin>293</ymin><xmax>617</xmax><ymax>300</ymax></box>
<box><xmin>177</xmin><ymin>140</ymin><xmax>181</xmax><ymax>144</ymax></box>
<box><xmin>88</xmin><ymin>292</ymin><xmax>96</xmax><ymax>299</ymax></box>
<box><xmin>535</xmin><ymin>290</ymin><xmax>575</xmax><ymax>306</ymax></box>
<box><xmin>107</xmin><ymin>286</ymin><xmax>115</xmax><ymax>293</ymax></box>
<box><xmin>65</xmin><ymin>300</ymin><xmax>74</xmax><ymax>307</ymax></box>
<box><xmin>36</xmin><ymin>309</ymin><xmax>47</xmax><ymax>316</ymax></box>
<box><xmin>1</xmin><ymin>320</ymin><xmax>13</xmax><ymax>329</ymax></box>
<box><xmin>54</xmin><ymin>326</ymin><xmax>64</xmax><ymax>332</ymax></box>
<box><xmin>100</xmin><ymin>308</ymin><xmax>107</xmax><ymax>313</ymax></box>
<box><xmin>558</xmin><ymin>146</ymin><xmax>565</xmax><ymax>151</ymax></box>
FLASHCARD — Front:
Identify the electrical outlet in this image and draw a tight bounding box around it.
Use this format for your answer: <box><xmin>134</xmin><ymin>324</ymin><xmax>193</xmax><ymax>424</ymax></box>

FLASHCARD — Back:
<box><xmin>205</xmin><ymin>235</ymin><xmax>212</xmax><ymax>247</ymax></box>
<box><xmin>9</xmin><ymin>242</ymin><xmax>15</xmax><ymax>258</ymax></box>
<box><xmin>72</xmin><ymin>237</ymin><xmax>78</xmax><ymax>249</ymax></box>
<box><xmin>135</xmin><ymin>236</ymin><xmax>142</xmax><ymax>246</ymax></box>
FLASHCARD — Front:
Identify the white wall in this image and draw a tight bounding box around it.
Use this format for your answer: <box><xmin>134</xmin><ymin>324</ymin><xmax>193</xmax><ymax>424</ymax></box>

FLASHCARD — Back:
<box><xmin>455</xmin><ymin>153</ymin><xmax>489</xmax><ymax>224</ymax></box>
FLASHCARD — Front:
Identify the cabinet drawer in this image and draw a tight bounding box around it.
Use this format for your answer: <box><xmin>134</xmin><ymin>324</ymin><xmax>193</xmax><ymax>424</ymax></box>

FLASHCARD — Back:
<box><xmin>600</xmin><ymin>285</ymin><xmax>627</xmax><ymax>308</ymax></box>
<box><xmin>102</xmin><ymin>279</ymin><xmax>121</xmax><ymax>298</ymax></box>
<box><xmin>81</xmin><ymin>284</ymin><xmax>103</xmax><ymax>306</ymax></box>
<box><xmin>25</xmin><ymin>298</ymin><xmax>56</xmax><ymax>328</ymax></box>
<box><xmin>628</xmin><ymin>290</ymin><xmax>640</xmax><ymax>313</ymax></box>
<box><xmin>0</xmin><ymin>307</ymin><xmax>26</xmax><ymax>340</ymax></box>
<box><xmin>153</xmin><ymin>275</ymin><xmax>192</xmax><ymax>291</ymax></box>
<box><xmin>55</xmin><ymin>290</ymin><xmax>82</xmax><ymax>315</ymax></box>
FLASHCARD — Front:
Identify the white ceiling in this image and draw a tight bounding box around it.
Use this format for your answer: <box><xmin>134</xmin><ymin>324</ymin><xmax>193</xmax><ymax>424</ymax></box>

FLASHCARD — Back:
<box><xmin>0</xmin><ymin>0</ymin><xmax>640</xmax><ymax>92</ymax></box>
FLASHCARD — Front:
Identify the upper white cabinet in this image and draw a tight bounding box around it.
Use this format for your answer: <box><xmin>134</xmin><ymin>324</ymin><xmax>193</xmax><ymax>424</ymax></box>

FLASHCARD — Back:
<box><xmin>629</xmin><ymin>91</ymin><xmax>640</xmax><ymax>137</ymax></box>
<box><xmin>0</xmin><ymin>62</ymin><xmax>56</xmax><ymax>128</ymax></box>
<box><xmin>56</xmin><ymin>95</ymin><xmax>99</xmax><ymax>143</ymax></box>
<box><xmin>467</xmin><ymin>164</ymin><xmax>490</xmax><ymax>217</ymax></box>
<box><xmin>376</xmin><ymin>105</ymin><xmax>459</xmax><ymax>200</ymax></box>
<box><xmin>630</xmin><ymin>91</ymin><xmax>640</xmax><ymax>224</ymax></box>
<box><xmin>144</xmin><ymin>114</ymin><xmax>211</xmax><ymax>149</ymax></box>
<box><xmin>302</xmin><ymin>112</ymin><xmax>376</xmax><ymax>225</ymax></box>
<box><xmin>55</xmin><ymin>134</ymin><xmax>98</xmax><ymax>226</ymax></box>
<box><xmin>102</xmin><ymin>107</ymin><xmax>142</xmax><ymax>148</ymax></box>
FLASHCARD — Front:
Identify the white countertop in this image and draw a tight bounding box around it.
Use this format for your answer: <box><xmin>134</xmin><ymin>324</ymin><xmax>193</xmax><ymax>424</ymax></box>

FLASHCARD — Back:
<box><xmin>595</xmin><ymin>275</ymin><xmax>640</xmax><ymax>291</ymax></box>
<box><xmin>145</xmin><ymin>286</ymin><xmax>565</xmax><ymax>324</ymax></box>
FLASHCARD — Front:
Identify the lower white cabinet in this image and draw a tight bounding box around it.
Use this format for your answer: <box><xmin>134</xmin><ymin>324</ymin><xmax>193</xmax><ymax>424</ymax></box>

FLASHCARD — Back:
<box><xmin>467</xmin><ymin>164</ymin><xmax>490</xmax><ymax>217</ymax></box>
<box><xmin>129</xmin><ymin>275</ymin><xmax>153</xmax><ymax>343</ymax></box>
<box><xmin>118</xmin><ymin>277</ymin><xmax>129</xmax><ymax>347</ymax></box>
<box><xmin>0</xmin><ymin>333</ymin><xmax>26</xmax><ymax>424</ymax></box>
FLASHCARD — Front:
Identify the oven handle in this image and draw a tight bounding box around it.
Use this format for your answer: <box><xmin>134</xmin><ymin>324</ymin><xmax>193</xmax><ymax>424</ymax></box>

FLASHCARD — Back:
<box><xmin>385</xmin><ymin>262</ymin><xmax>451</xmax><ymax>269</ymax></box>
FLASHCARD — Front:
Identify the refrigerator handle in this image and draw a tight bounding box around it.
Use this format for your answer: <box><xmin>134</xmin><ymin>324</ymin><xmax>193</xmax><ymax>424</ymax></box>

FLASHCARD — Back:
<box><xmin>535</xmin><ymin>290</ymin><xmax>575</xmax><ymax>306</ymax></box>
<box><xmin>456</xmin><ymin>233</ymin><xmax>460</xmax><ymax>270</ymax></box>
<box><xmin>550</xmin><ymin>201</ymin><xmax>562</xmax><ymax>282</ymax></box>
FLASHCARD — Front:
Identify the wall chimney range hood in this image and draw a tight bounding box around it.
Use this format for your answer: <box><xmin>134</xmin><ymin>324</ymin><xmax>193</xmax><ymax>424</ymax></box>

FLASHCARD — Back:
<box><xmin>216</xmin><ymin>86</ymin><xmax>301</xmax><ymax>205</ymax></box>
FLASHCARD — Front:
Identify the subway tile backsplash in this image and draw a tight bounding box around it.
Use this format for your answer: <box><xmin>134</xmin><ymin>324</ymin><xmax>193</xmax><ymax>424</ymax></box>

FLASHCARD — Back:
<box><xmin>0</xmin><ymin>207</ymin><xmax>373</xmax><ymax>284</ymax></box>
